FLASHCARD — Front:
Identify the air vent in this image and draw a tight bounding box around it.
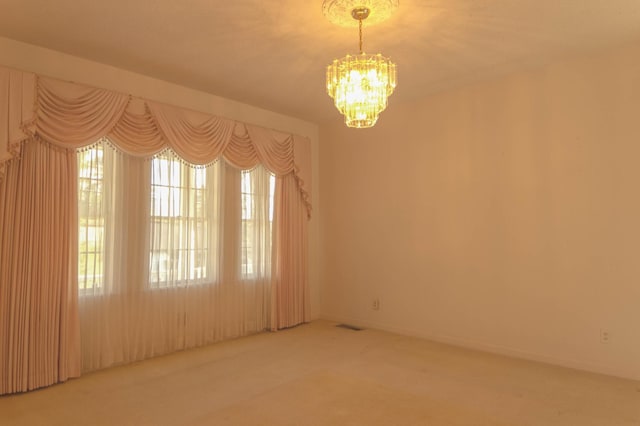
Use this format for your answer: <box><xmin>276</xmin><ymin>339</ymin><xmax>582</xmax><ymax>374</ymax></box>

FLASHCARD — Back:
<box><xmin>336</xmin><ymin>323</ymin><xmax>363</xmax><ymax>331</ymax></box>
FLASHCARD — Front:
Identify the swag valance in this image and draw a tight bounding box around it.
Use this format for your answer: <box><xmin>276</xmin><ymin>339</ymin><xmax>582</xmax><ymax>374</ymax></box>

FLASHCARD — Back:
<box><xmin>0</xmin><ymin>66</ymin><xmax>312</xmax><ymax>217</ymax></box>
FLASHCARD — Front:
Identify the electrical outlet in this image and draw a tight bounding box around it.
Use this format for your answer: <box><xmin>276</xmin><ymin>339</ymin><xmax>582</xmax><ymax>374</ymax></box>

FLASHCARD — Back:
<box><xmin>372</xmin><ymin>298</ymin><xmax>380</xmax><ymax>311</ymax></box>
<box><xmin>600</xmin><ymin>329</ymin><xmax>611</xmax><ymax>344</ymax></box>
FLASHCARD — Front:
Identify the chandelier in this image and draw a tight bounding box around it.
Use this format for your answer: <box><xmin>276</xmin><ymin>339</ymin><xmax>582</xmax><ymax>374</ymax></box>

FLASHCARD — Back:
<box><xmin>324</xmin><ymin>0</ymin><xmax>398</xmax><ymax>128</ymax></box>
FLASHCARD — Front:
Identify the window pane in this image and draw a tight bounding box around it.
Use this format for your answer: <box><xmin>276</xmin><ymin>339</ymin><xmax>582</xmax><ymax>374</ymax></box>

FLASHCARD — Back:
<box><xmin>77</xmin><ymin>145</ymin><xmax>105</xmax><ymax>290</ymax></box>
<box><xmin>240</xmin><ymin>168</ymin><xmax>275</xmax><ymax>279</ymax></box>
<box><xmin>151</xmin><ymin>157</ymin><xmax>182</xmax><ymax>217</ymax></box>
<box><xmin>150</xmin><ymin>154</ymin><xmax>208</xmax><ymax>286</ymax></box>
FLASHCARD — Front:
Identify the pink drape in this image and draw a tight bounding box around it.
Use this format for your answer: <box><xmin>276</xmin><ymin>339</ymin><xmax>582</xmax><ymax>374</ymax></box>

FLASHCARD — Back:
<box><xmin>0</xmin><ymin>68</ymin><xmax>36</xmax><ymax>182</ymax></box>
<box><xmin>271</xmin><ymin>174</ymin><xmax>310</xmax><ymax>329</ymax></box>
<box><xmin>0</xmin><ymin>139</ymin><xmax>81</xmax><ymax>395</ymax></box>
<box><xmin>0</xmin><ymin>65</ymin><xmax>311</xmax><ymax>393</ymax></box>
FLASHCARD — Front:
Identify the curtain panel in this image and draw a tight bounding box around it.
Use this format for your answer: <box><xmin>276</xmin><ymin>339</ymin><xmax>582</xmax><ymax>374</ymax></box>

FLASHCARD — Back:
<box><xmin>0</xmin><ymin>139</ymin><xmax>81</xmax><ymax>395</ymax></box>
<box><xmin>0</xmin><ymin>65</ymin><xmax>311</xmax><ymax>394</ymax></box>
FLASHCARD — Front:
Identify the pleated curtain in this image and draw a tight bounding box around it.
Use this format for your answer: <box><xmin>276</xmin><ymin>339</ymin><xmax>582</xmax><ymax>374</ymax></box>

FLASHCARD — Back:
<box><xmin>0</xmin><ymin>139</ymin><xmax>81</xmax><ymax>395</ymax></box>
<box><xmin>0</xmin><ymin>66</ymin><xmax>311</xmax><ymax>394</ymax></box>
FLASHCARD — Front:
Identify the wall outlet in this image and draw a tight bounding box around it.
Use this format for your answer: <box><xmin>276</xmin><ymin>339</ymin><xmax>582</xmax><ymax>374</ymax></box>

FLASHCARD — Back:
<box><xmin>372</xmin><ymin>298</ymin><xmax>380</xmax><ymax>311</ymax></box>
<box><xmin>600</xmin><ymin>329</ymin><xmax>611</xmax><ymax>344</ymax></box>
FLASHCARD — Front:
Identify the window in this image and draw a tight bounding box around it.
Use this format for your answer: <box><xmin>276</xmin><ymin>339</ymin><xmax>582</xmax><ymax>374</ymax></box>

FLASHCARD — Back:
<box><xmin>240</xmin><ymin>168</ymin><xmax>275</xmax><ymax>278</ymax></box>
<box><xmin>78</xmin><ymin>144</ymin><xmax>275</xmax><ymax>291</ymax></box>
<box><xmin>77</xmin><ymin>145</ymin><xmax>105</xmax><ymax>290</ymax></box>
<box><xmin>149</xmin><ymin>154</ymin><xmax>209</xmax><ymax>286</ymax></box>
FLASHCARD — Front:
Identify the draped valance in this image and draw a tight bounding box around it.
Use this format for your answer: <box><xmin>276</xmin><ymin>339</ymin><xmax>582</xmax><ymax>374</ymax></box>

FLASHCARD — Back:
<box><xmin>0</xmin><ymin>66</ymin><xmax>312</xmax><ymax>217</ymax></box>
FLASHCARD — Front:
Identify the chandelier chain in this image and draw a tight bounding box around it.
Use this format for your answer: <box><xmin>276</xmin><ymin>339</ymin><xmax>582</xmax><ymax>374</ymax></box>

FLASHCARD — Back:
<box><xmin>358</xmin><ymin>18</ymin><xmax>363</xmax><ymax>54</ymax></box>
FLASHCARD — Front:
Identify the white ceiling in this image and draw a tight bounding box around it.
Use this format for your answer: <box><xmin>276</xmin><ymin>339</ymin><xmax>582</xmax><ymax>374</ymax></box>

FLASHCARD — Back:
<box><xmin>1</xmin><ymin>0</ymin><xmax>640</xmax><ymax>123</ymax></box>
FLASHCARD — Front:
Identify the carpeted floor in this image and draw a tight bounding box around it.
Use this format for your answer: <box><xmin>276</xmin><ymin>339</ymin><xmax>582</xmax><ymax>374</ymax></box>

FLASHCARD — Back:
<box><xmin>1</xmin><ymin>320</ymin><xmax>639</xmax><ymax>425</ymax></box>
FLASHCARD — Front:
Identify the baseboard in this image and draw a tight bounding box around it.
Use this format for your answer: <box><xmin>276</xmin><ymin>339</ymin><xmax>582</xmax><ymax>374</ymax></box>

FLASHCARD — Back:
<box><xmin>319</xmin><ymin>313</ymin><xmax>640</xmax><ymax>382</ymax></box>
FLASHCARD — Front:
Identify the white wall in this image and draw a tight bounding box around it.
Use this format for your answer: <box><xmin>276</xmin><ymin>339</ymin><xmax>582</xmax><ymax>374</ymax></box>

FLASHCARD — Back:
<box><xmin>0</xmin><ymin>36</ymin><xmax>321</xmax><ymax>320</ymax></box>
<box><xmin>320</xmin><ymin>41</ymin><xmax>640</xmax><ymax>380</ymax></box>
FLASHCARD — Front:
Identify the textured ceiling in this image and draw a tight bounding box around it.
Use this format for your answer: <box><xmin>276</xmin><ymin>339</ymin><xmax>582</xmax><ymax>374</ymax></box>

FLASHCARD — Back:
<box><xmin>1</xmin><ymin>0</ymin><xmax>640</xmax><ymax>123</ymax></box>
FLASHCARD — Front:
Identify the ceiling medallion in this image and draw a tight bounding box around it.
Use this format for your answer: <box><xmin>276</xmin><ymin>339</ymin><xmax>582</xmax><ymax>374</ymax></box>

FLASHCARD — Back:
<box><xmin>322</xmin><ymin>0</ymin><xmax>399</xmax><ymax>28</ymax></box>
<box><xmin>324</xmin><ymin>1</ymin><xmax>398</xmax><ymax>128</ymax></box>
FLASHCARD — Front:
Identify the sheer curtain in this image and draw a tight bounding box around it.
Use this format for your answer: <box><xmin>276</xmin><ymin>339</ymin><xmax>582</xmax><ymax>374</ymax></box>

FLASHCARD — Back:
<box><xmin>78</xmin><ymin>140</ymin><xmax>274</xmax><ymax>372</ymax></box>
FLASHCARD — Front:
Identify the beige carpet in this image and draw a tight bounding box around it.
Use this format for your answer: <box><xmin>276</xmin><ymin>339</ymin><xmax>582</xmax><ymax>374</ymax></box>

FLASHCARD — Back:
<box><xmin>1</xmin><ymin>321</ymin><xmax>639</xmax><ymax>425</ymax></box>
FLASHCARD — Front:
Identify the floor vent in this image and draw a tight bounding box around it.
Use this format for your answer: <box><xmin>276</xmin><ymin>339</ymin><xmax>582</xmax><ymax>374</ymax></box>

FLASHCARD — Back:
<box><xmin>336</xmin><ymin>323</ymin><xmax>364</xmax><ymax>331</ymax></box>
